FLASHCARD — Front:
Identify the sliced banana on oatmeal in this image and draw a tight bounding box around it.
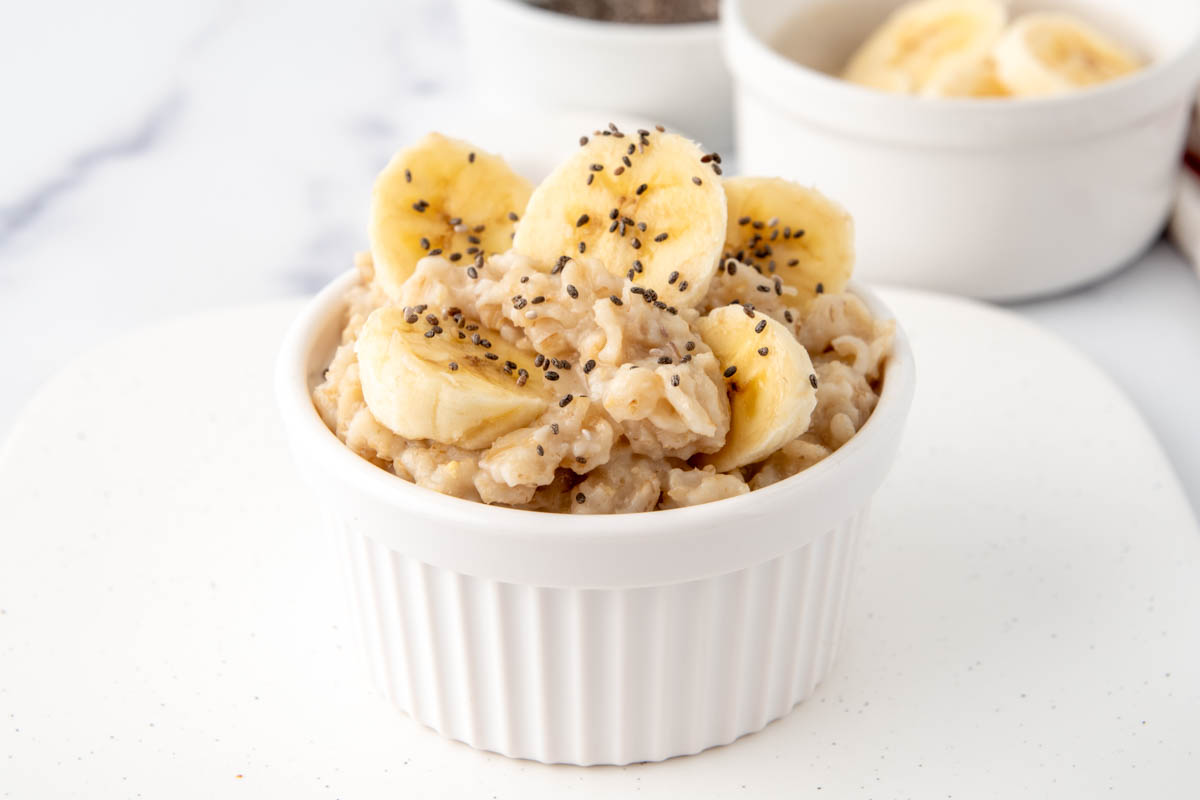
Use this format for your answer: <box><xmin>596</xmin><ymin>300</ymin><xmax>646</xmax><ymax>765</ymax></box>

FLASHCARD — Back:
<box><xmin>992</xmin><ymin>12</ymin><xmax>1142</xmax><ymax>97</ymax></box>
<box><xmin>514</xmin><ymin>128</ymin><xmax>726</xmax><ymax>308</ymax></box>
<box><xmin>842</xmin><ymin>0</ymin><xmax>1007</xmax><ymax>94</ymax></box>
<box><xmin>370</xmin><ymin>133</ymin><xmax>533</xmax><ymax>299</ymax></box>
<box><xmin>355</xmin><ymin>306</ymin><xmax>553</xmax><ymax>449</ymax></box>
<box><xmin>722</xmin><ymin>177</ymin><xmax>855</xmax><ymax>304</ymax></box>
<box><xmin>696</xmin><ymin>305</ymin><xmax>818</xmax><ymax>473</ymax></box>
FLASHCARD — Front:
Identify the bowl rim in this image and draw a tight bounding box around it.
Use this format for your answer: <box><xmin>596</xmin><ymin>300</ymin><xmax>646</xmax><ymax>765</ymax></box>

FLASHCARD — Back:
<box><xmin>721</xmin><ymin>0</ymin><xmax>1200</xmax><ymax>144</ymax></box>
<box><xmin>462</xmin><ymin>0</ymin><xmax>721</xmax><ymax>38</ymax></box>
<box><xmin>276</xmin><ymin>267</ymin><xmax>915</xmax><ymax>539</ymax></box>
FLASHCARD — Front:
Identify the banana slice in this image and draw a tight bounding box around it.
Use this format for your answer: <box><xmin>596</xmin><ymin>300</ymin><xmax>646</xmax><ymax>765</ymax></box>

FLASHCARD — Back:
<box><xmin>355</xmin><ymin>306</ymin><xmax>552</xmax><ymax>449</ymax></box>
<box><xmin>842</xmin><ymin>0</ymin><xmax>1007</xmax><ymax>95</ymax></box>
<box><xmin>370</xmin><ymin>133</ymin><xmax>533</xmax><ymax>300</ymax></box>
<box><xmin>923</xmin><ymin>55</ymin><xmax>1009</xmax><ymax>97</ymax></box>
<box><xmin>722</xmin><ymin>177</ymin><xmax>855</xmax><ymax>303</ymax></box>
<box><xmin>514</xmin><ymin>128</ymin><xmax>726</xmax><ymax>308</ymax></box>
<box><xmin>993</xmin><ymin>12</ymin><xmax>1142</xmax><ymax>97</ymax></box>
<box><xmin>695</xmin><ymin>305</ymin><xmax>817</xmax><ymax>473</ymax></box>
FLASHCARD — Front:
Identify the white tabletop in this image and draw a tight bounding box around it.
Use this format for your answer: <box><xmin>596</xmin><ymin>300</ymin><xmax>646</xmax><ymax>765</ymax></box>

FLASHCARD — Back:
<box><xmin>2</xmin><ymin>293</ymin><xmax>1197</xmax><ymax>798</ymax></box>
<box><xmin>2</xmin><ymin>0</ymin><xmax>1198</xmax><ymax>515</ymax></box>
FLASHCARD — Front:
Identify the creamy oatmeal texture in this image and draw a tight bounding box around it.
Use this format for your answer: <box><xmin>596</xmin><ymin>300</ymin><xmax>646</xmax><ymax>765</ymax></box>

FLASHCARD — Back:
<box><xmin>313</xmin><ymin>129</ymin><xmax>893</xmax><ymax>513</ymax></box>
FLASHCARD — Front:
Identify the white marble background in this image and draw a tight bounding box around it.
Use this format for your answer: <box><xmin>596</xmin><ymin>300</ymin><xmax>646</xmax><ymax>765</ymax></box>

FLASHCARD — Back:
<box><xmin>2</xmin><ymin>0</ymin><xmax>1199</xmax><ymax>511</ymax></box>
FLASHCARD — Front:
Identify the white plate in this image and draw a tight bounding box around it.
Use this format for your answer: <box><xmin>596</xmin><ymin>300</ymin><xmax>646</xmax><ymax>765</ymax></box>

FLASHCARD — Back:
<box><xmin>1</xmin><ymin>290</ymin><xmax>1197</xmax><ymax>798</ymax></box>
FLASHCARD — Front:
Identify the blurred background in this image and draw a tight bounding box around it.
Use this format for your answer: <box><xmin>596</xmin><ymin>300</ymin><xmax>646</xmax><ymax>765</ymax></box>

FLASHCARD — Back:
<box><xmin>0</xmin><ymin>0</ymin><xmax>459</xmax><ymax>424</ymax></box>
<box><xmin>1</xmin><ymin>0</ymin><xmax>1198</xmax><ymax>509</ymax></box>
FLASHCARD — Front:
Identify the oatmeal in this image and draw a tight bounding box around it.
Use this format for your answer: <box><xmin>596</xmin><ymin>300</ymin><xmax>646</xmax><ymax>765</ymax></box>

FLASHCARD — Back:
<box><xmin>313</xmin><ymin>128</ymin><xmax>893</xmax><ymax>512</ymax></box>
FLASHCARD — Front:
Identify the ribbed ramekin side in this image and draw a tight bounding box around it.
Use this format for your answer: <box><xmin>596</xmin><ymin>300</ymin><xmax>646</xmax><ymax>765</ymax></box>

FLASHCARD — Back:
<box><xmin>329</xmin><ymin>508</ymin><xmax>866</xmax><ymax>765</ymax></box>
<box><xmin>818</xmin><ymin>508</ymin><xmax>867</xmax><ymax>684</ymax></box>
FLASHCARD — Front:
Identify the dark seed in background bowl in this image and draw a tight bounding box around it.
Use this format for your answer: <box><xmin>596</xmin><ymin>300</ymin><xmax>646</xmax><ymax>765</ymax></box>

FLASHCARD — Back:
<box><xmin>528</xmin><ymin>0</ymin><xmax>717</xmax><ymax>24</ymax></box>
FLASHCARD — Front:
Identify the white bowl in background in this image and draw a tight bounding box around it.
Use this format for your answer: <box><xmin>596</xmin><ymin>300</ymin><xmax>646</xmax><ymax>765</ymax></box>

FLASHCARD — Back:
<box><xmin>723</xmin><ymin>0</ymin><xmax>1200</xmax><ymax>301</ymax></box>
<box><xmin>276</xmin><ymin>269</ymin><xmax>915</xmax><ymax>765</ymax></box>
<box><xmin>454</xmin><ymin>0</ymin><xmax>733</xmax><ymax>152</ymax></box>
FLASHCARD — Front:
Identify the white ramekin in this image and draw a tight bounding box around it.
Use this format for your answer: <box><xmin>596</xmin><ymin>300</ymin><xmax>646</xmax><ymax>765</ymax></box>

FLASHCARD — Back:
<box><xmin>276</xmin><ymin>270</ymin><xmax>915</xmax><ymax>765</ymax></box>
<box><xmin>454</xmin><ymin>0</ymin><xmax>733</xmax><ymax>152</ymax></box>
<box><xmin>723</xmin><ymin>0</ymin><xmax>1200</xmax><ymax>301</ymax></box>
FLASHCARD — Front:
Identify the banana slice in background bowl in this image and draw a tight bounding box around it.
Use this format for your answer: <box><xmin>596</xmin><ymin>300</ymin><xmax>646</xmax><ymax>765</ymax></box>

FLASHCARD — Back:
<box><xmin>922</xmin><ymin>54</ymin><xmax>1010</xmax><ymax>98</ymax></box>
<box><xmin>839</xmin><ymin>0</ymin><xmax>1142</xmax><ymax>100</ymax></box>
<box><xmin>993</xmin><ymin>12</ymin><xmax>1143</xmax><ymax>97</ymax></box>
<box><xmin>842</xmin><ymin>0</ymin><xmax>1007</xmax><ymax>94</ymax></box>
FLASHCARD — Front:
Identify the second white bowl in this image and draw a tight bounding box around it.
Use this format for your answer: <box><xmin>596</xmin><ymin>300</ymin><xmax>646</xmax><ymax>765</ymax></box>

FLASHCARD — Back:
<box><xmin>455</xmin><ymin>0</ymin><xmax>733</xmax><ymax>151</ymax></box>
<box><xmin>723</xmin><ymin>0</ymin><xmax>1200</xmax><ymax>300</ymax></box>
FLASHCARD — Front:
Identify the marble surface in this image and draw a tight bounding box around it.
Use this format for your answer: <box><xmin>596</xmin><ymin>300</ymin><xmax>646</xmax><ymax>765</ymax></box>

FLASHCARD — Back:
<box><xmin>2</xmin><ymin>0</ymin><xmax>1198</xmax><ymax>513</ymax></box>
